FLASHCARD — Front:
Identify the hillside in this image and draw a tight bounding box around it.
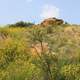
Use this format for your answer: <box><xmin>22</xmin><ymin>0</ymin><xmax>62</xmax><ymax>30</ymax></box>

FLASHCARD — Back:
<box><xmin>0</xmin><ymin>18</ymin><xmax>80</xmax><ymax>80</ymax></box>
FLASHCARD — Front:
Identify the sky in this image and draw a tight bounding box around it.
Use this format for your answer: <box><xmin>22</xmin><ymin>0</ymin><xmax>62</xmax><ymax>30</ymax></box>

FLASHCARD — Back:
<box><xmin>0</xmin><ymin>0</ymin><xmax>80</xmax><ymax>25</ymax></box>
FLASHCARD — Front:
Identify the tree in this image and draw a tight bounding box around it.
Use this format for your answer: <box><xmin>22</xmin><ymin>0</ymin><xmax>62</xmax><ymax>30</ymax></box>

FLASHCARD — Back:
<box><xmin>28</xmin><ymin>27</ymin><xmax>59</xmax><ymax>80</ymax></box>
<box><xmin>9</xmin><ymin>21</ymin><xmax>34</xmax><ymax>27</ymax></box>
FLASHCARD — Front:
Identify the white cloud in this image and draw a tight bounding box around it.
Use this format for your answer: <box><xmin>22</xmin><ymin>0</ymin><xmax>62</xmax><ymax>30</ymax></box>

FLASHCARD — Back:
<box><xmin>40</xmin><ymin>4</ymin><xmax>60</xmax><ymax>19</ymax></box>
<box><xmin>26</xmin><ymin>0</ymin><xmax>33</xmax><ymax>3</ymax></box>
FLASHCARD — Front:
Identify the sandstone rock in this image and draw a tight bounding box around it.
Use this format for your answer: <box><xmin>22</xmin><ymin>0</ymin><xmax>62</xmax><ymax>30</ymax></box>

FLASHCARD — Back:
<box><xmin>41</xmin><ymin>17</ymin><xmax>64</xmax><ymax>27</ymax></box>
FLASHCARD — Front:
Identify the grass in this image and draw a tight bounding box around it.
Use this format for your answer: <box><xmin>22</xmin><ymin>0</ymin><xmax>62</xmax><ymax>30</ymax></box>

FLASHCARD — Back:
<box><xmin>0</xmin><ymin>24</ymin><xmax>80</xmax><ymax>80</ymax></box>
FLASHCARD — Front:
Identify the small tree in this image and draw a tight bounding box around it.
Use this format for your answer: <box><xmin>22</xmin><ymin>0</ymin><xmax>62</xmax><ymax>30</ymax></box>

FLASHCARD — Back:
<box><xmin>28</xmin><ymin>27</ymin><xmax>59</xmax><ymax>80</ymax></box>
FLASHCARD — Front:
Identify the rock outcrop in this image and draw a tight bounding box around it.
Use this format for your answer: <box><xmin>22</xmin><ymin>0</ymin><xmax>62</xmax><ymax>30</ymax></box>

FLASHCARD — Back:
<box><xmin>41</xmin><ymin>17</ymin><xmax>64</xmax><ymax>27</ymax></box>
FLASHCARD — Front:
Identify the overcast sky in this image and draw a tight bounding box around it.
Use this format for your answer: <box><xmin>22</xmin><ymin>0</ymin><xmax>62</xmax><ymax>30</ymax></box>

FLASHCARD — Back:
<box><xmin>0</xmin><ymin>0</ymin><xmax>80</xmax><ymax>24</ymax></box>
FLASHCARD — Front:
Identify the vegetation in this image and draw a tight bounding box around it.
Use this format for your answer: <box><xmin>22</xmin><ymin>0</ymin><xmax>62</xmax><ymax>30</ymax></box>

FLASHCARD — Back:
<box><xmin>8</xmin><ymin>21</ymin><xmax>34</xmax><ymax>27</ymax></box>
<box><xmin>0</xmin><ymin>21</ymin><xmax>80</xmax><ymax>80</ymax></box>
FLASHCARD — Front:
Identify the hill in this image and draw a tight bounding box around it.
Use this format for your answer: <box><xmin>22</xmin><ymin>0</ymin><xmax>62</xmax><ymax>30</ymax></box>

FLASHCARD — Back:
<box><xmin>0</xmin><ymin>18</ymin><xmax>80</xmax><ymax>80</ymax></box>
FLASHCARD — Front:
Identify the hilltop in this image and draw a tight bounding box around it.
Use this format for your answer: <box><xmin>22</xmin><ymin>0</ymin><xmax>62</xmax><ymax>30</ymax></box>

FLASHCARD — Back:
<box><xmin>41</xmin><ymin>17</ymin><xmax>64</xmax><ymax>26</ymax></box>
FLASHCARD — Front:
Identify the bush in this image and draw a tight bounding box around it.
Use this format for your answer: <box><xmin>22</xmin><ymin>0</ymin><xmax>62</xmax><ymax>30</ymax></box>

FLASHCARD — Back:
<box><xmin>46</xmin><ymin>26</ymin><xmax>53</xmax><ymax>34</ymax></box>
<box><xmin>61</xmin><ymin>64</ymin><xmax>80</xmax><ymax>80</ymax></box>
<box><xmin>9</xmin><ymin>21</ymin><xmax>34</xmax><ymax>27</ymax></box>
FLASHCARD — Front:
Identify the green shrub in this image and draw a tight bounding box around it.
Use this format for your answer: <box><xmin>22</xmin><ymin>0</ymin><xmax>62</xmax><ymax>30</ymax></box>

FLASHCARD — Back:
<box><xmin>9</xmin><ymin>21</ymin><xmax>34</xmax><ymax>27</ymax></box>
<box><xmin>61</xmin><ymin>64</ymin><xmax>80</xmax><ymax>80</ymax></box>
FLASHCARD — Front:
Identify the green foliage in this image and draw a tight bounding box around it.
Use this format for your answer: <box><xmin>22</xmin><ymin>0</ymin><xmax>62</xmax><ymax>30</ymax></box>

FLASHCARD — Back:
<box><xmin>61</xmin><ymin>64</ymin><xmax>80</xmax><ymax>80</ymax></box>
<box><xmin>0</xmin><ymin>24</ymin><xmax>80</xmax><ymax>80</ymax></box>
<box><xmin>46</xmin><ymin>26</ymin><xmax>53</xmax><ymax>34</ymax></box>
<box><xmin>9</xmin><ymin>21</ymin><xmax>34</xmax><ymax>27</ymax></box>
